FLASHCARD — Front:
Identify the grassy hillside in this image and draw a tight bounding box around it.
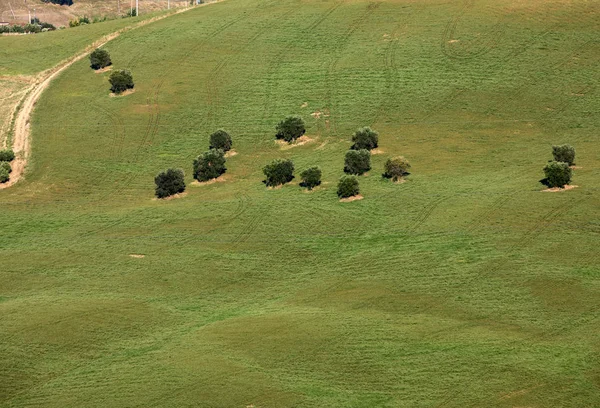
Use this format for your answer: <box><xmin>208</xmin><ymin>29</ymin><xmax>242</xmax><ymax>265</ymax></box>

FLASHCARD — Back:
<box><xmin>1</xmin><ymin>0</ymin><xmax>599</xmax><ymax>406</ymax></box>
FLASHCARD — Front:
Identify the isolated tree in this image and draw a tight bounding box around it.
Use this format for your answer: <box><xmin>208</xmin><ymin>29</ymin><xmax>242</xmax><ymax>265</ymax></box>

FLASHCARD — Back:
<box><xmin>383</xmin><ymin>156</ymin><xmax>410</xmax><ymax>181</ymax></box>
<box><xmin>209</xmin><ymin>129</ymin><xmax>232</xmax><ymax>152</ymax></box>
<box><xmin>344</xmin><ymin>149</ymin><xmax>371</xmax><ymax>175</ymax></box>
<box><xmin>337</xmin><ymin>175</ymin><xmax>360</xmax><ymax>198</ymax></box>
<box><xmin>109</xmin><ymin>69</ymin><xmax>134</xmax><ymax>94</ymax></box>
<box><xmin>543</xmin><ymin>161</ymin><xmax>572</xmax><ymax>188</ymax></box>
<box><xmin>89</xmin><ymin>48</ymin><xmax>112</xmax><ymax>70</ymax></box>
<box><xmin>0</xmin><ymin>149</ymin><xmax>15</xmax><ymax>162</ymax></box>
<box><xmin>193</xmin><ymin>149</ymin><xmax>226</xmax><ymax>182</ymax></box>
<box><xmin>275</xmin><ymin>115</ymin><xmax>305</xmax><ymax>143</ymax></box>
<box><xmin>552</xmin><ymin>144</ymin><xmax>575</xmax><ymax>166</ymax></box>
<box><xmin>263</xmin><ymin>159</ymin><xmax>294</xmax><ymax>187</ymax></box>
<box><xmin>0</xmin><ymin>161</ymin><xmax>12</xmax><ymax>174</ymax></box>
<box><xmin>300</xmin><ymin>166</ymin><xmax>322</xmax><ymax>190</ymax></box>
<box><xmin>155</xmin><ymin>168</ymin><xmax>185</xmax><ymax>198</ymax></box>
<box><xmin>351</xmin><ymin>126</ymin><xmax>379</xmax><ymax>150</ymax></box>
<box><xmin>0</xmin><ymin>168</ymin><xmax>9</xmax><ymax>183</ymax></box>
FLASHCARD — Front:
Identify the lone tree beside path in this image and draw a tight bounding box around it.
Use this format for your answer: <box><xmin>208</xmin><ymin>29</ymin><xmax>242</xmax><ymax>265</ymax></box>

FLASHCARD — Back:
<box><xmin>109</xmin><ymin>69</ymin><xmax>134</xmax><ymax>94</ymax></box>
<box><xmin>89</xmin><ymin>48</ymin><xmax>112</xmax><ymax>70</ymax></box>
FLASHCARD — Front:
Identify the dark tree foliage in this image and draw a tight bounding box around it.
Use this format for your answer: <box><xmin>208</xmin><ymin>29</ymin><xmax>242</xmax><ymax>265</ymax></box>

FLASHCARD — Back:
<box><xmin>0</xmin><ymin>168</ymin><xmax>9</xmax><ymax>184</ymax></box>
<box><xmin>351</xmin><ymin>126</ymin><xmax>379</xmax><ymax>150</ymax></box>
<box><xmin>383</xmin><ymin>156</ymin><xmax>411</xmax><ymax>181</ymax></box>
<box><xmin>275</xmin><ymin>115</ymin><xmax>305</xmax><ymax>143</ymax></box>
<box><xmin>543</xmin><ymin>161</ymin><xmax>572</xmax><ymax>188</ymax></box>
<box><xmin>0</xmin><ymin>149</ymin><xmax>15</xmax><ymax>162</ymax></box>
<box><xmin>337</xmin><ymin>175</ymin><xmax>360</xmax><ymax>198</ymax></box>
<box><xmin>109</xmin><ymin>70</ymin><xmax>134</xmax><ymax>94</ymax></box>
<box><xmin>42</xmin><ymin>0</ymin><xmax>73</xmax><ymax>5</ymax></box>
<box><xmin>89</xmin><ymin>48</ymin><xmax>112</xmax><ymax>70</ymax></box>
<box><xmin>193</xmin><ymin>149</ymin><xmax>226</xmax><ymax>182</ymax></box>
<box><xmin>155</xmin><ymin>168</ymin><xmax>185</xmax><ymax>198</ymax></box>
<box><xmin>209</xmin><ymin>129</ymin><xmax>232</xmax><ymax>152</ymax></box>
<box><xmin>300</xmin><ymin>166</ymin><xmax>322</xmax><ymax>190</ymax></box>
<box><xmin>263</xmin><ymin>159</ymin><xmax>294</xmax><ymax>187</ymax></box>
<box><xmin>552</xmin><ymin>144</ymin><xmax>575</xmax><ymax>166</ymax></box>
<box><xmin>344</xmin><ymin>149</ymin><xmax>371</xmax><ymax>175</ymax></box>
<box><xmin>0</xmin><ymin>161</ymin><xmax>12</xmax><ymax>174</ymax></box>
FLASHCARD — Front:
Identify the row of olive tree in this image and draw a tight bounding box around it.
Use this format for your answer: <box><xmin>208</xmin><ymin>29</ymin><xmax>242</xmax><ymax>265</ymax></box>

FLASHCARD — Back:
<box><xmin>89</xmin><ymin>49</ymin><xmax>135</xmax><ymax>94</ymax></box>
<box><xmin>0</xmin><ymin>149</ymin><xmax>15</xmax><ymax>184</ymax></box>
<box><xmin>155</xmin><ymin>130</ymin><xmax>233</xmax><ymax>198</ymax></box>
<box><xmin>543</xmin><ymin>144</ymin><xmax>575</xmax><ymax>188</ymax></box>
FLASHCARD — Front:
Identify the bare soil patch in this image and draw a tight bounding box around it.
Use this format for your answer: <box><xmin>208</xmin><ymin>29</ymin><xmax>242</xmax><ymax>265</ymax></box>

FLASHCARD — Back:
<box><xmin>570</xmin><ymin>165</ymin><xmax>582</xmax><ymax>169</ymax></box>
<box><xmin>371</xmin><ymin>148</ymin><xmax>384</xmax><ymax>155</ymax></box>
<box><xmin>542</xmin><ymin>185</ymin><xmax>578</xmax><ymax>193</ymax></box>
<box><xmin>301</xmin><ymin>102</ymin><xmax>308</xmax><ymax>108</ymax></box>
<box><xmin>110</xmin><ymin>89</ymin><xmax>135</xmax><ymax>98</ymax></box>
<box><xmin>94</xmin><ymin>66</ymin><xmax>113</xmax><ymax>74</ymax></box>
<box><xmin>339</xmin><ymin>194</ymin><xmax>364</xmax><ymax>203</ymax></box>
<box><xmin>129</xmin><ymin>254</ymin><xmax>145</xmax><ymax>259</ymax></box>
<box><xmin>191</xmin><ymin>174</ymin><xmax>228</xmax><ymax>186</ymax></box>
<box><xmin>225</xmin><ymin>150</ymin><xmax>238</xmax><ymax>158</ymax></box>
<box><xmin>153</xmin><ymin>192</ymin><xmax>188</xmax><ymax>200</ymax></box>
<box><xmin>277</xmin><ymin>135</ymin><xmax>316</xmax><ymax>150</ymax></box>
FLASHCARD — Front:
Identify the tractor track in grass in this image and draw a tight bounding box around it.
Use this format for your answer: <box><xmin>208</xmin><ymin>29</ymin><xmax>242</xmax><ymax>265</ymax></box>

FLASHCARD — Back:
<box><xmin>0</xmin><ymin>2</ymin><xmax>223</xmax><ymax>191</ymax></box>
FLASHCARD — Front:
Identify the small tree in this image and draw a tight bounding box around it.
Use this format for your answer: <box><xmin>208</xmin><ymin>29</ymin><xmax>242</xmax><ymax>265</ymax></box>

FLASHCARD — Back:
<box><xmin>155</xmin><ymin>168</ymin><xmax>185</xmax><ymax>198</ymax></box>
<box><xmin>193</xmin><ymin>149</ymin><xmax>226</xmax><ymax>182</ymax></box>
<box><xmin>263</xmin><ymin>159</ymin><xmax>294</xmax><ymax>187</ymax></box>
<box><xmin>351</xmin><ymin>127</ymin><xmax>379</xmax><ymax>150</ymax></box>
<box><xmin>383</xmin><ymin>156</ymin><xmax>410</xmax><ymax>181</ymax></box>
<box><xmin>344</xmin><ymin>149</ymin><xmax>371</xmax><ymax>175</ymax></box>
<box><xmin>0</xmin><ymin>161</ymin><xmax>12</xmax><ymax>174</ymax></box>
<box><xmin>543</xmin><ymin>161</ymin><xmax>572</xmax><ymax>188</ymax></box>
<box><xmin>0</xmin><ymin>149</ymin><xmax>15</xmax><ymax>162</ymax></box>
<box><xmin>0</xmin><ymin>167</ymin><xmax>9</xmax><ymax>183</ymax></box>
<box><xmin>552</xmin><ymin>144</ymin><xmax>575</xmax><ymax>166</ymax></box>
<box><xmin>337</xmin><ymin>175</ymin><xmax>359</xmax><ymax>198</ymax></box>
<box><xmin>300</xmin><ymin>166</ymin><xmax>322</xmax><ymax>190</ymax></box>
<box><xmin>89</xmin><ymin>48</ymin><xmax>112</xmax><ymax>70</ymax></box>
<box><xmin>109</xmin><ymin>69</ymin><xmax>134</xmax><ymax>94</ymax></box>
<box><xmin>275</xmin><ymin>115</ymin><xmax>305</xmax><ymax>143</ymax></box>
<box><xmin>209</xmin><ymin>129</ymin><xmax>232</xmax><ymax>152</ymax></box>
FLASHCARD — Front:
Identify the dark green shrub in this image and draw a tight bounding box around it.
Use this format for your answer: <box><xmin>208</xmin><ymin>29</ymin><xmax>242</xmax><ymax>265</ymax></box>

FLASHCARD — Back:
<box><xmin>155</xmin><ymin>168</ymin><xmax>185</xmax><ymax>198</ymax></box>
<box><xmin>275</xmin><ymin>115</ymin><xmax>305</xmax><ymax>143</ymax></box>
<box><xmin>109</xmin><ymin>70</ymin><xmax>134</xmax><ymax>94</ymax></box>
<box><xmin>337</xmin><ymin>175</ymin><xmax>359</xmax><ymax>198</ymax></box>
<box><xmin>0</xmin><ymin>149</ymin><xmax>15</xmax><ymax>162</ymax></box>
<box><xmin>89</xmin><ymin>48</ymin><xmax>111</xmax><ymax>70</ymax></box>
<box><xmin>124</xmin><ymin>8</ymin><xmax>137</xmax><ymax>17</ymax></box>
<box><xmin>0</xmin><ymin>26</ymin><xmax>9</xmax><ymax>34</ymax></box>
<box><xmin>42</xmin><ymin>0</ymin><xmax>73</xmax><ymax>5</ymax></box>
<box><xmin>0</xmin><ymin>168</ymin><xmax>9</xmax><ymax>183</ymax></box>
<box><xmin>10</xmin><ymin>25</ymin><xmax>24</xmax><ymax>33</ymax></box>
<box><xmin>40</xmin><ymin>22</ymin><xmax>56</xmax><ymax>30</ymax></box>
<box><xmin>543</xmin><ymin>161</ymin><xmax>572</xmax><ymax>188</ymax></box>
<box><xmin>0</xmin><ymin>161</ymin><xmax>12</xmax><ymax>174</ymax></box>
<box><xmin>209</xmin><ymin>129</ymin><xmax>232</xmax><ymax>152</ymax></box>
<box><xmin>193</xmin><ymin>149</ymin><xmax>226</xmax><ymax>182</ymax></box>
<box><xmin>263</xmin><ymin>159</ymin><xmax>294</xmax><ymax>187</ymax></box>
<box><xmin>351</xmin><ymin>126</ymin><xmax>379</xmax><ymax>150</ymax></box>
<box><xmin>383</xmin><ymin>156</ymin><xmax>410</xmax><ymax>181</ymax></box>
<box><xmin>78</xmin><ymin>16</ymin><xmax>90</xmax><ymax>25</ymax></box>
<box><xmin>24</xmin><ymin>24</ymin><xmax>41</xmax><ymax>33</ymax></box>
<box><xmin>344</xmin><ymin>149</ymin><xmax>371</xmax><ymax>175</ymax></box>
<box><xmin>552</xmin><ymin>144</ymin><xmax>575</xmax><ymax>166</ymax></box>
<box><xmin>300</xmin><ymin>166</ymin><xmax>322</xmax><ymax>190</ymax></box>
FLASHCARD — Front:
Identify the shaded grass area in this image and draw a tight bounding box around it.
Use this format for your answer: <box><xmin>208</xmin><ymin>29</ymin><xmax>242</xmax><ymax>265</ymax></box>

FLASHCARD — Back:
<box><xmin>1</xmin><ymin>0</ymin><xmax>599</xmax><ymax>406</ymax></box>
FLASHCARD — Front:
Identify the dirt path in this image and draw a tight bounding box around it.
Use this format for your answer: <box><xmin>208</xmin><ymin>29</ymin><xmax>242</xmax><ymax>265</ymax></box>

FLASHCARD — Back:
<box><xmin>0</xmin><ymin>2</ymin><xmax>221</xmax><ymax>190</ymax></box>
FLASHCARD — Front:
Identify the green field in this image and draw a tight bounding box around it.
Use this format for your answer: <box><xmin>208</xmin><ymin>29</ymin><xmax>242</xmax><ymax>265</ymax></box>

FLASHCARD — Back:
<box><xmin>1</xmin><ymin>0</ymin><xmax>599</xmax><ymax>406</ymax></box>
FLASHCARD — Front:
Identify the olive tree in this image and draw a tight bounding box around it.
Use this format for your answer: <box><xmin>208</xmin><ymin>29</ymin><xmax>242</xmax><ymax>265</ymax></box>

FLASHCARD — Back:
<box><xmin>209</xmin><ymin>129</ymin><xmax>232</xmax><ymax>152</ymax></box>
<box><xmin>89</xmin><ymin>48</ymin><xmax>112</xmax><ymax>70</ymax></box>
<box><xmin>344</xmin><ymin>149</ymin><xmax>371</xmax><ymax>175</ymax></box>
<box><xmin>0</xmin><ymin>161</ymin><xmax>12</xmax><ymax>174</ymax></box>
<box><xmin>0</xmin><ymin>167</ymin><xmax>9</xmax><ymax>183</ymax></box>
<box><xmin>300</xmin><ymin>166</ymin><xmax>322</xmax><ymax>190</ymax></box>
<box><xmin>193</xmin><ymin>149</ymin><xmax>226</xmax><ymax>182</ymax></box>
<box><xmin>383</xmin><ymin>156</ymin><xmax>410</xmax><ymax>181</ymax></box>
<box><xmin>337</xmin><ymin>175</ymin><xmax>359</xmax><ymax>198</ymax></box>
<box><xmin>275</xmin><ymin>115</ymin><xmax>305</xmax><ymax>143</ymax></box>
<box><xmin>0</xmin><ymin>149</ymin><xmax>15</xmax><ymax>162</ymax></box>
<box><xmin>263</xmin><ymin>159</ymin><xmax>294</xmax><ymax>187</ymax></box>
<box><xmin>351</xmin><ymin>126</ymin><xmax>378</xmax><ymax>150</ymax></box>
<box><xmin>109</xmin><ymin>69</ymin><xmax>134</xmax><ymax>94</ymax></box>
<box><xmin>552</xmin><ymin>144</ymin><xmax>575</xmax><ymax>166</ymax></box>
<box><xmin>543</xmin><ymin>161</ymin><xmax>572</xmax><ymax>188</ymax></box>
<box><xmin>155</xmin><ymin>168</ymin><xmax>185</xmax><ymax>198</ymax></box>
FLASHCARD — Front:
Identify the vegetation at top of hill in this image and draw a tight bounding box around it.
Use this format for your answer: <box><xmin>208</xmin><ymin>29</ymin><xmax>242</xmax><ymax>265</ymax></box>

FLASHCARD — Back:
<box><xmin>1</xmin><ymin>0</ymin><xmax>599</xmax><ymax>406</ymax></box>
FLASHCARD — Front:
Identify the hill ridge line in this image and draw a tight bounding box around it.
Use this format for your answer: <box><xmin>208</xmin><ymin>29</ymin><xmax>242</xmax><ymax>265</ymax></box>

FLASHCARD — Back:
<box><xmin>0</xmin><ymin>0</ymin><xmax>223</xmax><ymax>190</ymax></box>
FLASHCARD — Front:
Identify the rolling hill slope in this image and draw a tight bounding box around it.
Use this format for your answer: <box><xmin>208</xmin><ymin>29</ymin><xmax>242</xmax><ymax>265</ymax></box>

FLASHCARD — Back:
<box><xmin>1</xmin><ymin>0</ymin><xmax>599</xmax><ymax>406</ymax></box>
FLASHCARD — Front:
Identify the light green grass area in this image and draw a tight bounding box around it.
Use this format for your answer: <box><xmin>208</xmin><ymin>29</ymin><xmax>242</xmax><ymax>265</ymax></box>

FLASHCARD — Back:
<box><xmin>1</xmin><ymin>0</ymin><xmax>599</xmax><ymax>406</ymax></box>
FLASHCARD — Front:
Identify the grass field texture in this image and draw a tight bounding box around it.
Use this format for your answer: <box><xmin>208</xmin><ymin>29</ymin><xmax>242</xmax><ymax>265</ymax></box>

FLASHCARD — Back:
<box><xmin>1</xmin><ymin>0</ymin><xmax>599</xmax><ymax>406</ymax></box>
